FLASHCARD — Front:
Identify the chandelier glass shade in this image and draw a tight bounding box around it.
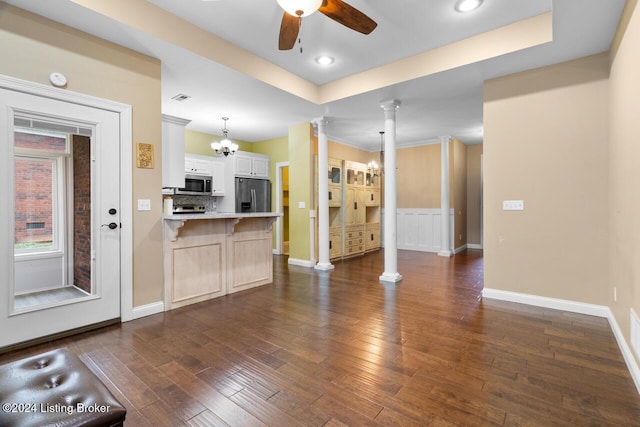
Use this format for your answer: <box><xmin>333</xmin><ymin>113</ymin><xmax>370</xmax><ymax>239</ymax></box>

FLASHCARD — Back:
<box><xmin>367</xmin><ymin>160</ymin><xmax>379</xmax><ymax>177</ymax></box>
<box><xmin>276</xmin><ymin>0</ymin><xmax>322</xmax><ymax>17</ymax></box>
<box><xmin>211</xmin><ymin>117</ymin><xmax>239</xmax><ymax>157</ymax></box>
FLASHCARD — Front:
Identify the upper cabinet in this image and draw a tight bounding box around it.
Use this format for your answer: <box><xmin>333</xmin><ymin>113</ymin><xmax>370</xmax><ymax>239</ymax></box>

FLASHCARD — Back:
<box><xmin>345</xmin><ymin>161</ymin><xmax>365</xmax><ymax>186</ymax></box>
<box><xmin>235</xmin><ymin>151</ymin><xmax>270</xmax><ymax>179</ymax></box>
<box><xmin>184</xmin><ymin>156</ymin><xmax>212</xmax><ymax>175</ymax></box>
<box><xmin>162</xmin><ymin>114</ymin><xmax>191</xmax><ymax>188</ymax></box>
<box><xmin>210</xmin><ymin>159</ymin><xmax>225</xmax><ymax>196</ymax></box>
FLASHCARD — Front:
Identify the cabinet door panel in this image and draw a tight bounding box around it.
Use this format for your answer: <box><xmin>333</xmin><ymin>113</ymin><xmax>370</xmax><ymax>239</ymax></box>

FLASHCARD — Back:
<box><xmin>235</xmin><ymin>154</ymin><xmax>253</xmax><ymax>176</ymax></box>
<box><xmin>252</xmin><ymin>156</ymin><xmax>270</xmax><ymax>179</ymax></box>
<box><xmin>356</xmin><ymin>188</ymin><xmax>366</xmax><ymax>224</ymax></box>
<box><xmin>211</xmin><ymin>160</ymin><xmax>225</xmax><ymax>195</ymax></box>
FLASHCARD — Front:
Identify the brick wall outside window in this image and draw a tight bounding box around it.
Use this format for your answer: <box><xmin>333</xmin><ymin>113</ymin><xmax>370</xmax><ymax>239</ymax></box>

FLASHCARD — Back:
<box><xmin>14</xmin><ymin>132</ymin><xmax>64</xmax><ymax>245</ymax></box>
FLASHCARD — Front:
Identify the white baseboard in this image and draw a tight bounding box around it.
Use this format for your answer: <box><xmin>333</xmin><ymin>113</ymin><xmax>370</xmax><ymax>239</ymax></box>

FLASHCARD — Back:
<box><xmin>287</xmin><ymin>258</ymin><xmax>315</xmax><ymax>268</ymax></box>
<box><xmin>467</xmin><ymin>243</ymin><xmax>483</xmax><ymax>250</ymax></box>
<box><xmin>482</xmin><ymin>288</ymin><xmax>610</xmax><ymax>317</ymax></box>
<box><xmin>607</xmin><ymin>309</ymin><xmax>640</xmax><ymax>394</ymax></box>
<box><xmin>454</xmin><ymin>244</ymin><xmax>467</xmax><ymax>254</ymax></box>
<box><xmin>130</xmin><ymin>301</ymin><xmax>164</xmax><ymax>320</ymax></box>
<box><xmin>483</xmin><ymin>288</ymin><xmax>640</xmax><ymax>394</ymax></box>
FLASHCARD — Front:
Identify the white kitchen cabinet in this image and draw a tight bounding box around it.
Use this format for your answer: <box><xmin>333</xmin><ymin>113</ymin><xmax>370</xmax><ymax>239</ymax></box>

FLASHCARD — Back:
<box><xmin>210</xmin><ymin>159</ymin><xmax>225</xmax><ymax>196</ymax></box>
<box><xmin>162</xmin><ymin>114</ymin><xmax>191</xmax><ymax>188</ymax></box>
<box><xmin>185</xmin><ymin>155</ymin><xmax>212</xmax><ymax>175</ymax></box>
<box><xmin>235</xmin><ymin>151</ymin><xmax>270</xmax><ymax>179</ymax></box>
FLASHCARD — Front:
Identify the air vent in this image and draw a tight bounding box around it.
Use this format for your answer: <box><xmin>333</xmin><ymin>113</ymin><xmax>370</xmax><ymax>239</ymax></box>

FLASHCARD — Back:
<box><xmin>171</xmin><ymin>93</ymin><xmax>191</xmax><ymax>102</ymax></box>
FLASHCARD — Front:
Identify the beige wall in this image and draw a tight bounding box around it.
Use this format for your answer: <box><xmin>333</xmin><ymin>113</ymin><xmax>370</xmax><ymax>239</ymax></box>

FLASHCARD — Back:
<box><xmin>452</xmin><ymin>139</ymin><xmax>467</xmax><ymax>249</ymax></box>
<box><xmin>466</xmin><ymin>144</ymin><xmax>483</xmax><ymax>245</ymax></box>
<box><xmin>328</xmin><ymin>141</ymin><xmax>375</xmax><ymax>165</ymax></box>
<box><xmin>0</xmin><ymin>5</ymin><xmax>163</xmax><ymax>307</ymax></box>
<box><xmin>609</xmin><ymin>1</ymin><xmax>640</xmax><ymax>358</ymax></box>
<box><xmin>397</xmin><ymin>144</ymin><xmax>441</xmax><ymax>208</ymax></box>
<box><xmin>484</xmin><ymin>53</ymin><xmax>610</xmax><ymax>304</ymax></box>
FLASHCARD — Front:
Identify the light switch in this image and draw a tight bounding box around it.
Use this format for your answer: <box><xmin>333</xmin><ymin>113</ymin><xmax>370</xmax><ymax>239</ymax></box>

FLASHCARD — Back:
<box><xmin>298</xmin><ymin>201</ymin><xmax>306</xmax><ymax>209</ymax></box>
<box><xmin>503</xmin><ymin>200</ymin><xmax>524</xmax><ymax>211</ymax></box>
<box><xmin>138</xmin><ymin>199</ymin><xmax>151</xmax><ymax>211</ymax></box>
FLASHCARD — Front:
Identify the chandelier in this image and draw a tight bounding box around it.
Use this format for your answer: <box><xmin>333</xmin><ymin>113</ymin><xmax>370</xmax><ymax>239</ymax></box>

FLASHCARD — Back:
<box><xmin>210</xmin><ymin>117</ymin><xmax>239</xmax><ymax>157</ymax></box>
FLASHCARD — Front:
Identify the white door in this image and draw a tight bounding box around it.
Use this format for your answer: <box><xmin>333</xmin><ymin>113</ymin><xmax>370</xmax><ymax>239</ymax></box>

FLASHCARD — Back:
<box><xmin>0</xmin><ymin>87</ymin><xmax>121</xmax><ymax>348</ymax></box>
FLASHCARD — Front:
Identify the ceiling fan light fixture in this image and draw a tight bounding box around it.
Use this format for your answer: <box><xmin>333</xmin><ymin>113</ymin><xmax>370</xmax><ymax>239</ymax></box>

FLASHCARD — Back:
<box><xmin>276</xmin><ymin>0</ymin><xmax>323</xmax><ymax>17</ymax></box>
<box><xmin>315</xmin><ymin>55</ymin><xmax>335</xmax><ymax>65</ymax></box>
<box><xmin>454</xmin><ymin>0</ymin><xmax>483</xmax><ymax>13</ymax></box>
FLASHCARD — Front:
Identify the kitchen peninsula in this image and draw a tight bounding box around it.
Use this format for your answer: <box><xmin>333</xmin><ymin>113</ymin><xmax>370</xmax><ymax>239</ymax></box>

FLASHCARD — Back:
<box><xmin>163</xmin><ymin>212</ymin><xmax>280</xmax><ymax>310</ymax></box>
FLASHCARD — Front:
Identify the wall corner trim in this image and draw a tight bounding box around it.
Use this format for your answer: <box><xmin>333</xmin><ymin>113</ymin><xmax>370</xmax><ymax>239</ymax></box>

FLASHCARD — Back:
<box><xmin>482</xmin><ymin>288</ymin><xmax>640</xmax><ymax>395</ymax></box>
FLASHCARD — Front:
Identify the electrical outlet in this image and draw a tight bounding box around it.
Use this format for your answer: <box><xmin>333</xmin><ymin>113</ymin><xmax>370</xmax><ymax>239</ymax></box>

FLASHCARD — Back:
<box><xmin>503</xmin><ymin>200</ymin><xmax>524</xmax><ymax>211</ymax></box>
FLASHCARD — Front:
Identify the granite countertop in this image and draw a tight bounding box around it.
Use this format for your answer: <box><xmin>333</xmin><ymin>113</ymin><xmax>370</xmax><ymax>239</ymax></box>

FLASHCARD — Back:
<box><xmin>163</xmin><ymin>212</ymin><xmax>282</xmax><ymax>220</ymax></box>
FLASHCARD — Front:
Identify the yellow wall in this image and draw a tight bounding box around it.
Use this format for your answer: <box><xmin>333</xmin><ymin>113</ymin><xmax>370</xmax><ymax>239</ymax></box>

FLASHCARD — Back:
<box><xmin>288</xmin><ymin>123</ymin><xmax>314</xmax><ymax>262</ymax></box>
<box><xmin>185</xmin><ymin>129</ymin><xmax>252</xmax><ymax>156</ymax></box>
<box><xmin>484</xmin><ymin>53</ymin><xmax>610</xmax><ymax>304</ymax></box>
<box><xmin>609</xmin><ymin>0</ymin><xmax>640</xmax><ymax>362</ymax></box>
<box><xmin>466</xmin><ymin>144</ymin><xmax>483</xmax><ymax>245</ymax></box>
<box><xmin>252</xmin><ymin>135</ymin><xmax>289</xmax><ymax>210</ymax></box>
<box><xmin>0</xmin><ymin>4</ymin><xmax>163</xmax><ymax>307</ymax></box>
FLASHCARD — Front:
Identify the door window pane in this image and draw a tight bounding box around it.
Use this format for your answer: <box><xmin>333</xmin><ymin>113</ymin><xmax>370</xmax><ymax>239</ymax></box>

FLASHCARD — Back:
<box><xmin>14</xmin><ymin>157</ymin><xmax>57</xmax><ymax>253</ymax></box>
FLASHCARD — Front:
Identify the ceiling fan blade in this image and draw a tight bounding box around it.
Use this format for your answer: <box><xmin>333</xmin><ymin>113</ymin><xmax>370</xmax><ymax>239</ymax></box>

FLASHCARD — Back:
<box><xmin>279</xmin><ymin>12</ymin><xmax>300</xmax><ymax>50</ymax></box>
<box><xmin>319</xmin><ymin>0</ymin><xmax>377</xmax><ymax>35</ymax></box>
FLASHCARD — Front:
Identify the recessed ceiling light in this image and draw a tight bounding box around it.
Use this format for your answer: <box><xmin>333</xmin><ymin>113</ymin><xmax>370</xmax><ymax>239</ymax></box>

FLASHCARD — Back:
<box><xmin>454</xmin><ymin>0</ymin><xmax>483</xmax><ymax>13</ymax></box>
<box><xmin>315</xmin><ymin>55</ymin><xmax>335</xmax><ymax>66</ymax></box>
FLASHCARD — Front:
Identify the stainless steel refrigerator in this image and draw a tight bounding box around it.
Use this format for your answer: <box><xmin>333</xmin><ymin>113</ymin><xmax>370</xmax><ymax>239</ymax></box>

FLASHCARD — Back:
<box><xmin>235</xmin><ymin>177</ymin><xmax>271</xmax><ymax>213</ymax></box>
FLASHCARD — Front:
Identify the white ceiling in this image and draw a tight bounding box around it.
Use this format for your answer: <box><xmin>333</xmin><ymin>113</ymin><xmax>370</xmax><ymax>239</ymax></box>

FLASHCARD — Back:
<box><xmin>3</xmin><ymin>0</ymin><xmax>626</xmax><ymax>151</ymax></box>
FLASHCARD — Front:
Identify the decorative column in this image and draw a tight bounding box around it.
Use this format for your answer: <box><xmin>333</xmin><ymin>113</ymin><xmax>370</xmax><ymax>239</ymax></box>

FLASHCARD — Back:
<box><xmin>379</xmin><ymin>100</ymin><xmax>403</xmax><ymax>283</ymax></box>
<box><xmin>313</xmin><ymin>117</ymin><xmax>334</xmax><ymax>271</ymax></box>
<box><xmin>438</xmin><ymin>135</ymin><xmax>453</xmax><ymax>257</ymax></box>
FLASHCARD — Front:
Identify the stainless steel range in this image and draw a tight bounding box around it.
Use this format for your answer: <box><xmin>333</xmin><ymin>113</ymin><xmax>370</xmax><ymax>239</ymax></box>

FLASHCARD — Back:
<box><xmin>172</xmin><ymin>204</ymin><xmax>206</xmax><ymax>214</ymax></box>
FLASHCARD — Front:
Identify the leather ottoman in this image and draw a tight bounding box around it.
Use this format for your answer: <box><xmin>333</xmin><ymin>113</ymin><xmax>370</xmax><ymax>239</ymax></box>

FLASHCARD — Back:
<box><xmin>0</xmin><ymin>348</ymin><xmax>126</xmax><ymax>427</ymax></box>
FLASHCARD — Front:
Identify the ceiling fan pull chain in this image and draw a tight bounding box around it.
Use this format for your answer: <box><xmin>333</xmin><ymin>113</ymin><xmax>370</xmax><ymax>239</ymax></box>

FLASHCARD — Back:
<box><xmin>298</xmin><ymin>18</ymin><xmax>303</xmax><ymax>54</ymax></box>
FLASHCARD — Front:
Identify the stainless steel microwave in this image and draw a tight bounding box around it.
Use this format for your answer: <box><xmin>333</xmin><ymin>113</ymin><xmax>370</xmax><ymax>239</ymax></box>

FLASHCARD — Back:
<box><xmin>175</xmin><ymin>174</ymin><xmax>212</xmax><ymax>196</ymax></box>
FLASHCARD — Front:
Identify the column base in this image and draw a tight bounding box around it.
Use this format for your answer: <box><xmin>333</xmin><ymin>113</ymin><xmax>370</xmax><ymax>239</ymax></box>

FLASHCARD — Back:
<box><xmin>314</xmin><ymin>262</ymin><xmax>335</xmax><ymax>271</ymax></box>
<box><xmin>379</xmin><ymin>272</ymin><xmax>403</xmax><ymax>283</ymax></box>
<box><xmin>437</xmin><ymin>250</ymin><xmax>453</xmax><ymax>257</ymax></box>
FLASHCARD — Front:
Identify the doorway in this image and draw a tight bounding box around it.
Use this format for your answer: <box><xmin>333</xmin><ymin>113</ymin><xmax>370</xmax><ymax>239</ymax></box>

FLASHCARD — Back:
<box><xmin>0</xmin><ymin>76</ymin><xmax>132</xmax><ymax>349</ymax></box>
<box><xmin>275</xmin><ymin>162</ymin><xmax>290</xmax><ymax>256</ymax></box>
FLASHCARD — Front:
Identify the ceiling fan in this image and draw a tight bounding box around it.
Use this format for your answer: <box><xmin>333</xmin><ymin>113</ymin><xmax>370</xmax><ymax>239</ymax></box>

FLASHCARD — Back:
<box><xmin>276</xmin><ymin>0</ymin><xmax>377</xmax><ymax>50</ymax></box>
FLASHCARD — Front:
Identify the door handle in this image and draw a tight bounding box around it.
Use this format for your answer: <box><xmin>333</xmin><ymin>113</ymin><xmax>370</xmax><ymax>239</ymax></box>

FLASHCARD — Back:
<box><xmin>101</xmin><ymin>222</ymin><xmax>118</xmax><ymax>230</ymax></box>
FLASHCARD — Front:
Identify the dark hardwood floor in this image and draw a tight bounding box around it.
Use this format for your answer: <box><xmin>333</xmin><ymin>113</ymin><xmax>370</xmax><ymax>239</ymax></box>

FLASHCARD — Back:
<box><xmin>2</xmin><ymin>249</ymin><xmax>639</xmax><ymax>426</ymax></box>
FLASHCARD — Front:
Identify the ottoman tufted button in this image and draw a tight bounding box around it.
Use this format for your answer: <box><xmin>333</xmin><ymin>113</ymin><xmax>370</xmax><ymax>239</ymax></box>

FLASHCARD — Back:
<box><xmin>0</xmin><ymin>348</ymin><xmax>126</xmax><ymax>427</ymax></box>
<box><xmin>44</xmin><ymin>373</ymin><xmax>65</xmax><ymax>388</ymax></box>
<box><xmin>33</xmin><ymin>358</ymin><xmax>50</xmax><ymax>369</ymax></box>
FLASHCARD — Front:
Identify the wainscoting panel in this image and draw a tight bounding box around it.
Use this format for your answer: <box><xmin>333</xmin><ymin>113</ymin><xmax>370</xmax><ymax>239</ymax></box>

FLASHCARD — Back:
<box><xmin>382</xmin><ymin>209</ymin><xmax>454</xmax><ymax>253</ymax></box>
